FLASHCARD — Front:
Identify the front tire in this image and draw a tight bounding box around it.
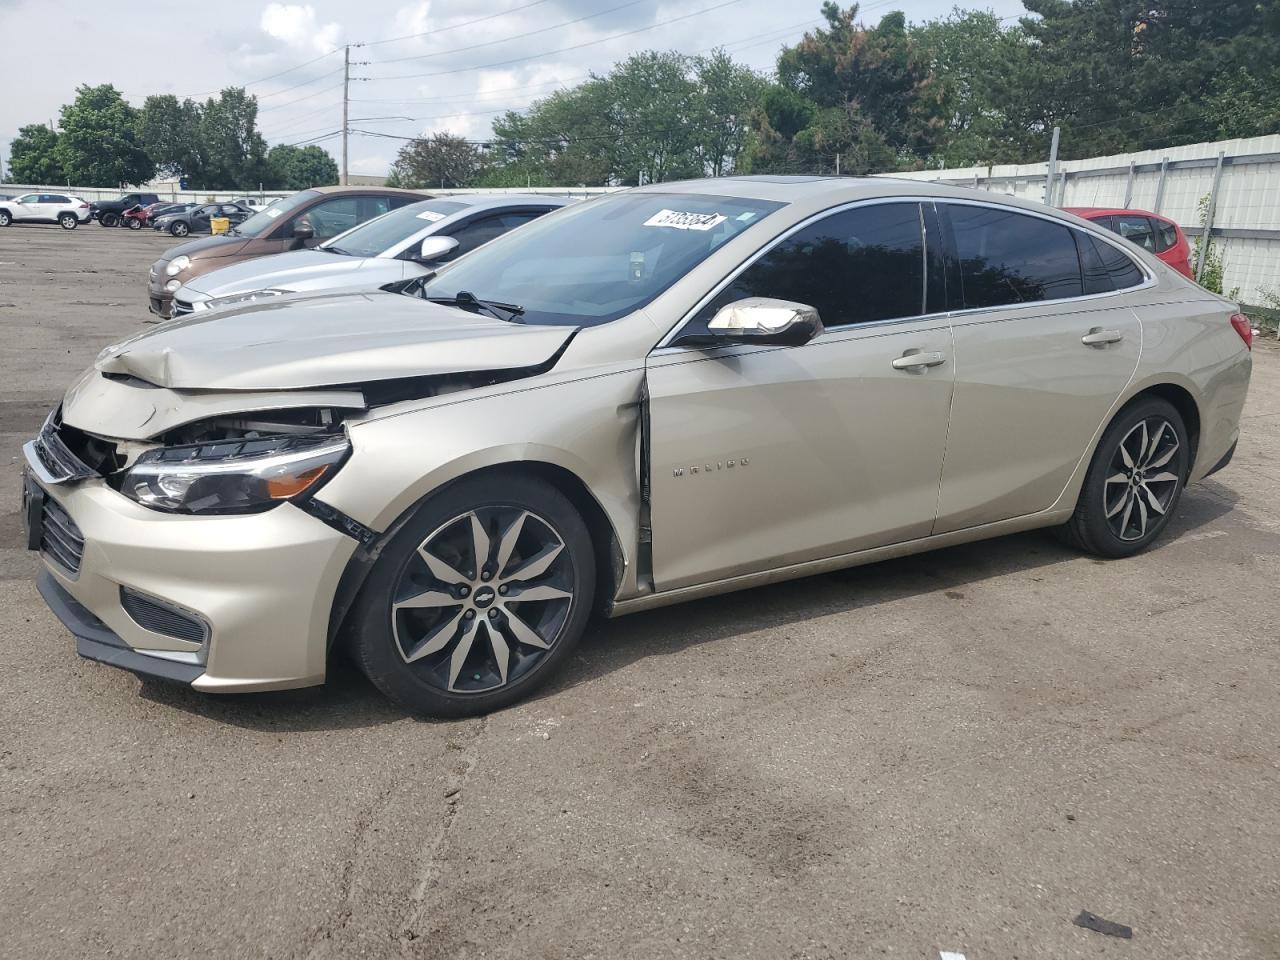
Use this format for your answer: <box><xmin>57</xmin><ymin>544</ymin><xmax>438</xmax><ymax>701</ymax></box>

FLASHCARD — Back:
<box><xmin>59</xmin><ymin>213</ymin><xmax>78</xmax><ymax>230</ymax></box>
<box><xmin>169</xmin><ymin>220</ymin><xmax>189</xmax><ymax>237</ymax></box>
<box><xmin>350</xmin><ymin>475</ymin><xmax>596</xmax><ymax>717</ymax></box>
<box><xmin>1059</xmin><ymin>397</ymin><xmax>1189</xmax><ymax>558</ymax></box>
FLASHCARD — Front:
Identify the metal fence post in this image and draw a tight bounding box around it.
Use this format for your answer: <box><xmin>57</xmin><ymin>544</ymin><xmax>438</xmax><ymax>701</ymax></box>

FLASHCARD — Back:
<box><xmin>1153</xmin><ymin>157</ymin><xmax>1169</xmax><ymax>214</ymax></box>
<box><xmin>1194</xmin><ymin>151</ymin><xmax>1226</xmax><ymax>283</ymax></box>
<box><xmin>1044</xmin><ymin>126</ymin><xmax>1060</xmax><ymax>205</ymax></box>
<box><xmin>1123</xmin><ymin>160</ymin><xmax>1135</xmax><ymax>208</ymax></box>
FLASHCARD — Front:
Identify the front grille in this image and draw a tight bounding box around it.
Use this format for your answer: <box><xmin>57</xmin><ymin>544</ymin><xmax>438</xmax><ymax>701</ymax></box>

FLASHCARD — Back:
<box><xmin>41</xmin><ymin>497</ymin><xmax>84</xmax><ymax>575</ymax></box>
<box><xmin>120</xmin><ymin>588</ymin><xmax>209</xmax><ymax>644</ymax></box>
<box><xmin>172</xmin><ymin>299</ymin><xmax>194</xmax><ymax>316</ymax></box>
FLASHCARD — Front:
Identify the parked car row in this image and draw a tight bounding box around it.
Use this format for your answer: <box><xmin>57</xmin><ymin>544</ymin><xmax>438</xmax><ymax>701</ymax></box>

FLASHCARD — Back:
<box><xmin>22</xmin><ymin>175</ymin><xmax>1251</xmax><ymax>718</ymax></box>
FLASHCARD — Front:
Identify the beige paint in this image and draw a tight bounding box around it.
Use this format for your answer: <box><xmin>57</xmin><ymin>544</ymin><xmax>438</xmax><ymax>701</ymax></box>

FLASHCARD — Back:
<box><xmin>34</xmin><ymin>177</ymin><xmax>1251</xmax><ymax>691</ymax></box>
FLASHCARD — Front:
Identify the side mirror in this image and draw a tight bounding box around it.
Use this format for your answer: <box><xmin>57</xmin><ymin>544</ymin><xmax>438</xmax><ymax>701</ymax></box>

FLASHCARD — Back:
<box><xmin>415</xmin><ymin>235</ymin><xmax>460</xmax><ymax>263</ymax></box>
<box><xmin>695</xmin><ymin>297</ymin><xmax>824</xmax><ymax>347</ymax></box>
<box><xmin>290</xmin><ymin>219</ymin><xmax>315</xmax><ymax>247</ymax></box>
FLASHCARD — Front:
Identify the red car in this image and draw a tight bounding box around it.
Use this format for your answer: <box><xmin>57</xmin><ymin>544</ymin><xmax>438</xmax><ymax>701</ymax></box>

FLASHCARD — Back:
<box><xmin>1065</xmin><ymin>207</ymin><xmax>1193</xmax><ymax>278</ymax></box>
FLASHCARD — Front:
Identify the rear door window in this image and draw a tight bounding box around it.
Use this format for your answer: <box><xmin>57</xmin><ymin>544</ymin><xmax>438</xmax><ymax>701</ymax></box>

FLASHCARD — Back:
<box><xmin>946</xmin><ymin>204</ymin><xmax>1083</xmax><ymax>308</ymax></box>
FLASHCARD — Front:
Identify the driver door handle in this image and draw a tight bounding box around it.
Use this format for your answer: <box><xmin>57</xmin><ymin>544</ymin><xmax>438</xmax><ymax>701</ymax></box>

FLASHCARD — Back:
<box><xmin>1081</xmin><ymin>328</ymin><xmax>1124</xmax><ymax>346</ymax></box>
<box><xmin>892</xmin><ymin>350</ymin><xmax>947</xmax><ymax>371</ymax></box>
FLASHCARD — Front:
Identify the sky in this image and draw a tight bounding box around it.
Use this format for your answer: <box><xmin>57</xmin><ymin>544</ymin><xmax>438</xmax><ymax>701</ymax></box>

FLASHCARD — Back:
<box><xmin>0</xmin><ymin>0</ymin><xmax>1027</xmax><ymax>182</ymax></box>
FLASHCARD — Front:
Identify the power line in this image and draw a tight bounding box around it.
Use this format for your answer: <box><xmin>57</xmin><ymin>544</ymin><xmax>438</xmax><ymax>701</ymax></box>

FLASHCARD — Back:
<box><xmin>369</xmin><ymin>0</ymin><xmax>652</xmax><ymax>65</ymax></box>
<box><xmin>257</xmin><ymin>81</ymin><xmax>346</xmax><ymax>114</ymax></box>
<box><xmin>180</xmin><ymin>48</ymin><xmax>341</xmax><ymax>99</ymax></box>
<box><xmin>361</xmin><ymin>0</ymin><xmax>556</xmax><ymax>47</ymax></box>
<box><xmin>362</xmin><ymin>0</ymin><xmax>749</xmax><ymax>82</ymax></box>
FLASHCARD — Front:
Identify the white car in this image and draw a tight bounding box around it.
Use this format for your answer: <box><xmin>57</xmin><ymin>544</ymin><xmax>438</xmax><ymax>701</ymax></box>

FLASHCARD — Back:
<box><xmin>232</xmin><ymin>196</ymin><xmax>286</xmax><ymax>212</ymax></box>
<box><xmin>0</xmin><ymin>192</ymin><xmax>92</xmax><ymax>229</ymax></box>
<box><xmin>170</xmin><ymin>194</ymin><xmax>570</xmax><ymax>316</ymax></box>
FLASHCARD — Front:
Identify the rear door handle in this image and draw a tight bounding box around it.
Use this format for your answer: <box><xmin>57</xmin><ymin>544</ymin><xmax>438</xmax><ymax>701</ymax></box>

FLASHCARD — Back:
<box><xmin>1081</xmin><ymin>328</ymin><xmax>1124</xmax><ymax>346</ymax></box>
<box><xmin>892</xmin><ymin>350</ymin><xmax>947</xmax><ymax>371</ymax></box>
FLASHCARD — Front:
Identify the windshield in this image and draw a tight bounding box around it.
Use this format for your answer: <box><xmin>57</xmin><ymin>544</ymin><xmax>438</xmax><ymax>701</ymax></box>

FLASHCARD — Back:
<box><xmin>323</xmin><ymin>199</ymin><xmax>468</xmax><ymax>258</ymax></box>
<box><xmin>233</xmin><ymin>190</ymin><xmax>319</xmax><ymax>238</ymax></box>
<box><xmin>417</xmin><ymin>192</ymin><xmax>784</xmax><ymax>326</ymax></box>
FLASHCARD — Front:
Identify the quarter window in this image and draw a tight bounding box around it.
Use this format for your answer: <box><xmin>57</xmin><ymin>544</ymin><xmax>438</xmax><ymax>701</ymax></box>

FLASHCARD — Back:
<box><xmin>947</xmin><ymin>205</ymin><xmax>1083</xmax><ymax>308</ymax></box>
<box><xmin>1114</xmin><ymin>215</ymin><xmax>1157</xmax><ymax>252</ymax></box>
<box><xmin>1153</xmin><ymin>219</ymin><xmax>1178</xmax><ymax>253</ymax></box>
<box><xmin>1084</xmin><ymin>233</ymin><xmax>1144</xmax><ymax>291</ymax></box>
<box><xmin>689</xmin><ymin>202</ymin><xmax>926</xmax><ymax>332</ymax></box>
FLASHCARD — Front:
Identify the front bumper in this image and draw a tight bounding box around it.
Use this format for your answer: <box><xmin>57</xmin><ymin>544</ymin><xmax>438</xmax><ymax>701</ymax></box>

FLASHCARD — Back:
<box><xmin>147</xmin><ymin>267</ymin><xmax>175</xmax><ymax>318</ymax></box>
<box><xmin>26</xmin><ymin>453</ymin><xmax>359</xmax><ymax>693</ymax></box>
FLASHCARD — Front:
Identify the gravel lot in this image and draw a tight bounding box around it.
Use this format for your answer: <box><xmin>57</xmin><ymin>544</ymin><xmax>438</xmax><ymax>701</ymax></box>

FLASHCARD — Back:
<box><xmin>2</xmin><ymin>224</ymin><xmax>1278</xmax><ymax>960</ymax></box>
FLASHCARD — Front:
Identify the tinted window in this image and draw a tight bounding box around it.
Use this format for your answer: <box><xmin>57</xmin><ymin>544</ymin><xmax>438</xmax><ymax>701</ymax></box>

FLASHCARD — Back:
<box><xmin>295</xmin><ymin>197</ymin><xmax>361</xmax><ymax>240</ymax></box>
<box><xmin>948</xmin><ymin>205</ymin><xmax>1082</xmax><ymax>307</ymax></box>
<box><xmin>1115</xmin><ymin>215</ymin><xmax>1156</xmax><ymax>252</ymax></box>
<box><xmin>685</xmin><ymin>203</ymin><xmax>925</xmax><ymax>334</ymax></box>
<box><xmin>446</xmin><ymin>214</ymin><xmax>517</xmax><ymax>257</ymax></box>
<box><xmin>415</xmin><ymin>192</ymin><xmax>784</xmax><ymax>327</ymax></box>
<box><xmin>1153</xmin><ymin>218</ymin><xmax>1178</xmax><ymax>253</ymax></box>
<box><xmin>1089</xmin><ymin>234</ymin><xmax>1144</xmax><ymax>290</ymax></box>
<box><xmin>234</xmin><ymin>189</ymin><xmax>321</xmax><ymax>238</ymax></box>
<box><xmin>325</xmin><ymin>199</ymin><xmax>468</xmax><ymax>258</ymax></box>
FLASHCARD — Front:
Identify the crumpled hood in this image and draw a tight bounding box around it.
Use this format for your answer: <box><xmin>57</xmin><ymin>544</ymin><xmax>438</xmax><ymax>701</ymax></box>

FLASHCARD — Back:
<box><xmin>184</xmin><ymin>249</ymin><xmax>386</xmax><ymax>298</ymax></box>
<box><xmin>95</xmin><ymin>290</ymin><xmax>576</xmax><ymax>391</ymax></box>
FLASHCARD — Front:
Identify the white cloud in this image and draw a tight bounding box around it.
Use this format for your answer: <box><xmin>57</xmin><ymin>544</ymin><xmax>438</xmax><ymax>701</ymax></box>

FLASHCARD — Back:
<box><xmin>260</xmin><ymin>3</ymin><xmax>342</xmax><ymax>54</ymax></box>
<box><xmin>392</xmin><ymin>1</ymin><xmax>432</xmax><ymax>43</ymax></box>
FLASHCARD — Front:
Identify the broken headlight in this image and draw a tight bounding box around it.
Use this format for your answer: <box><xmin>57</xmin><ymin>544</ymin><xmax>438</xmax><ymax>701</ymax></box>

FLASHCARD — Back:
<box><xmin>206</xmin><ymin>288</ymin><xmax>291</xmax><ymax>311</ymax></box>
<box><xmin>121</xmin><ymin>434</ymin><xmax>349</xmax><ymax>514</ymax></box>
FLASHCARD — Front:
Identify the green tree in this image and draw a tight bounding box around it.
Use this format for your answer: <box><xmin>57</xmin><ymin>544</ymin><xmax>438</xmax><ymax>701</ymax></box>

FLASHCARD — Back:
<box><xmin>265</xmin><ymin>144</ymin><xmax>338</xmax><ymax>188</ymax></box>
<box><xmin>1020</xmin><ymin>0</ymin><xmax>1280</xmax><ymax>157</ymax></box>
<box><xmin>8</xmin><ymin>124</ymin><xmax>64</xmax><ymax>183</ymax></box>
<box><xmin>747</xmin><ymin>3</ymin><xmax>945</xmax><ymax>175</ymax></box>
<box><xmin>194</xmin><ymin>88</ymin><xmax>268</xmax><ymax>189</ymax></box>
<box><xmin>55</xmin><ymin>84</ymin><xmax>153</xmax><ymax>186</ymax></box>
<box><xmin>912</xmin><ymin>10</ymin><xmax>1040</xmax><ymax>167</ymax></box>
<box><xmin>138</xmin><ymin>94</ymin><xmax>201</xmax><ymax>179</ymax></box>
<box><xmin>389</xmin><ymin>132</ymin><xmax>487</xmax><ymax>188</ymax></box>
<box><xmin>691</xmin><ymin>50</ymin><xmax>767</xmax><ymax>177</ymax></box>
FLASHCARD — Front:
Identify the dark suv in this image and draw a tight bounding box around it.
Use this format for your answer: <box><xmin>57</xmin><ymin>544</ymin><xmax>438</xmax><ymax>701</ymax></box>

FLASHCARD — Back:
<box><xmin>147</xmin><ymin>186</ymin><xmax>431</xmax><ymax>318</ymax></box>
<box><xmin>91</xmin><ymin>193</ymin><xmax>162</xmax><ymax>227</ymax></box>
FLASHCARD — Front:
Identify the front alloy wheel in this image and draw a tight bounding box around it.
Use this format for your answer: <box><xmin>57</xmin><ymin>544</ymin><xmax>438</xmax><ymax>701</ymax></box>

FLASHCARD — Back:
<box><xmin>351</xmin><ymin>475</ymin><xmax>595</xmax><ymax>717</ymax></box>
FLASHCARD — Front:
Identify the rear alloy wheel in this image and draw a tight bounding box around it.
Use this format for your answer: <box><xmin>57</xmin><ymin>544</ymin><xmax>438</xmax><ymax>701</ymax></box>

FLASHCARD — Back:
<box><xmin>1059</xmin><ymin>397</ymin><xmax>1189</xmax><ymax>557</ymax></box>
<box><xmin>0</xmin><ymin>210</ymin><xmax>10</xmax><ymax>227</ymax></box>
<box><xmin>351</xmin><ymin>475</ymin><xmax>595</xmax><ymax>717</ymax></box>
<box><xmin>127</xmin><ymin>217</ymin><xmax>142</xmax><ymax>230</ymax></box>
<box><xmin>59</xmin><ymin>213</ymin><xmax>78</xmax><ymax>230</ymax></box>
<box><xmin>170</xmin><ymin>221</ymin><xmax>189</xmax><ymax>237</ymax></box>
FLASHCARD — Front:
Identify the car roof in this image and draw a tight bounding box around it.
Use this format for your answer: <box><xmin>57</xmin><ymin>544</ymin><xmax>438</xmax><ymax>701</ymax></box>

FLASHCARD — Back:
<box><xmin>435</xmin><ymin>193</ymin><xmax>573</xmax><ymax>211</ymax></box>
<box><xmin>305</xmin><ymin>185</ymin><xmax>434</xmax><ymax>198</ymax></box>
<box><xmin>1063</xmin><ymin>206</ymin><xmax>1175</xmax><ymax>222</ymax></box>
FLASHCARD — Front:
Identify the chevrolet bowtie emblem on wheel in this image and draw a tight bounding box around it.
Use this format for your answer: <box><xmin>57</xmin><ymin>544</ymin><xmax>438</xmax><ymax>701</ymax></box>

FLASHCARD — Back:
<box><xmin>673</xmin><ymin>458</ymin><xmax>749</xmax><ymax>478</ymax></box>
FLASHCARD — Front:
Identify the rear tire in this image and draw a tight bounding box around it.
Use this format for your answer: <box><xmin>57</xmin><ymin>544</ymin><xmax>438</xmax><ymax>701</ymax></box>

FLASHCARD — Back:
<box><xmin>350</xmin><ymin>475</ymin><xmax>596</xmax><ymax>718</ymax></box>
<box><xmin>1058</xmin><ymin>396</ymin><xmax>1189</xmax><ymax>558</ymax></box>
<box><xmin>127</xmin><ymin>217</ymin><xmax>142</xmax><ymax>230</ymax></box>
<box><xmin>0</xmin><ymin>210</ymin><xmax>10</xmax><ymax>227</ymax></box>
<box><xmin>59</xmin><ymin>213</ymin><xmax>78</xmax><ymax>230</ymax></box>
<box><xmin>100</xmin><ymin>212</ymin><xmax>119</xmax><ymax>227</ymax></box>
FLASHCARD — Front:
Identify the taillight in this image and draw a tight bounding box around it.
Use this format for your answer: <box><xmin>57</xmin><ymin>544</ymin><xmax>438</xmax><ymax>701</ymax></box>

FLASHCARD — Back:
<box><xmin>1229</xmin><ymin>313</ymin><xmax>1253</xmax><ymax>350</ymax></box>
<box><xmin>79</xmin><ymin>203</ymin><xmax>89</xmax><ymax>208</ymax></box>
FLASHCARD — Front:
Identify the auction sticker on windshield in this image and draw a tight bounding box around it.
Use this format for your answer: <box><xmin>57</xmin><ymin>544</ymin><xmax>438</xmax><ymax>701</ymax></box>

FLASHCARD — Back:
<box><xmin>417</xmin><ymin>211</ymin><xmax>446</xmax><ymax>221</ymax></box>
<box><xmin>643</xmin><ymin>209</ymin><xmax>727</xmax><ymax>231</ymax></box>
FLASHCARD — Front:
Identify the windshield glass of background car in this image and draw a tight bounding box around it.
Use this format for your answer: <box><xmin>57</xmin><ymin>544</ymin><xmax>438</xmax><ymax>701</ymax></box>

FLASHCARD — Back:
<box><xmin>324</xmin><ymin>200</ymin><xmax>468</xmax><ymax>257</ymax></box>
<box><xmin>418</xmin><ymin>193</ymin><xmax>785</xmax><ymax>327</ymax></box>
<box><xmin>234</xmin><ymin>190</ymin><xmax>319</xmax><ymax>237</ymax></box>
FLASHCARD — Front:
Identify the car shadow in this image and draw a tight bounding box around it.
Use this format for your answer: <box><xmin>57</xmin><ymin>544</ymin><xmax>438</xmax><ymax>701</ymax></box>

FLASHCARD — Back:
<box><xmin>138</xmin><ymin>487</ymin><xmax>1237</xmax><ymax>731</ymax></box>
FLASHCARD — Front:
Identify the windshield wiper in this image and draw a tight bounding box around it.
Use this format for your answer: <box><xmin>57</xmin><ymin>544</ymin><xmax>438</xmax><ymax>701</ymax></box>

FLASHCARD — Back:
<box><xmin>321</xmin><ymin>245</ymin><xmax>349</xmax><ymax>255</ymax></box>
<box><xmin>426</xmin><ymin>290</ymin><xmax>525</xmax><ymax>323</ymax></box>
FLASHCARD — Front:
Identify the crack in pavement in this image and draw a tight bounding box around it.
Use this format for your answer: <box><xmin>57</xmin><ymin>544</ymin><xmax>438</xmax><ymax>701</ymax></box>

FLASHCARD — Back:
<box><xmin>398</xmin><ymin>717</ymin><xmax>488</xmax><ymax>949</ymax></box>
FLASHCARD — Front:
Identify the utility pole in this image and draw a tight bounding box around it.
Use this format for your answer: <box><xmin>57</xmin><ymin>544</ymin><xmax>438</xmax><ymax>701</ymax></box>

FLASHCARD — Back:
<box><xmin>835</xmin><ymin>153</ymin><xmax>840</xmax><ymax>176</ymax></box>
<box><xmin>1044</xmin><ymin>125</ymin><xmax>1060</xmax><ymax>206</ymax></box>
<box><xmin>341</xmin><ymin>45</ymin><xmax>350</xmax><ymax>186</ymax></box>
